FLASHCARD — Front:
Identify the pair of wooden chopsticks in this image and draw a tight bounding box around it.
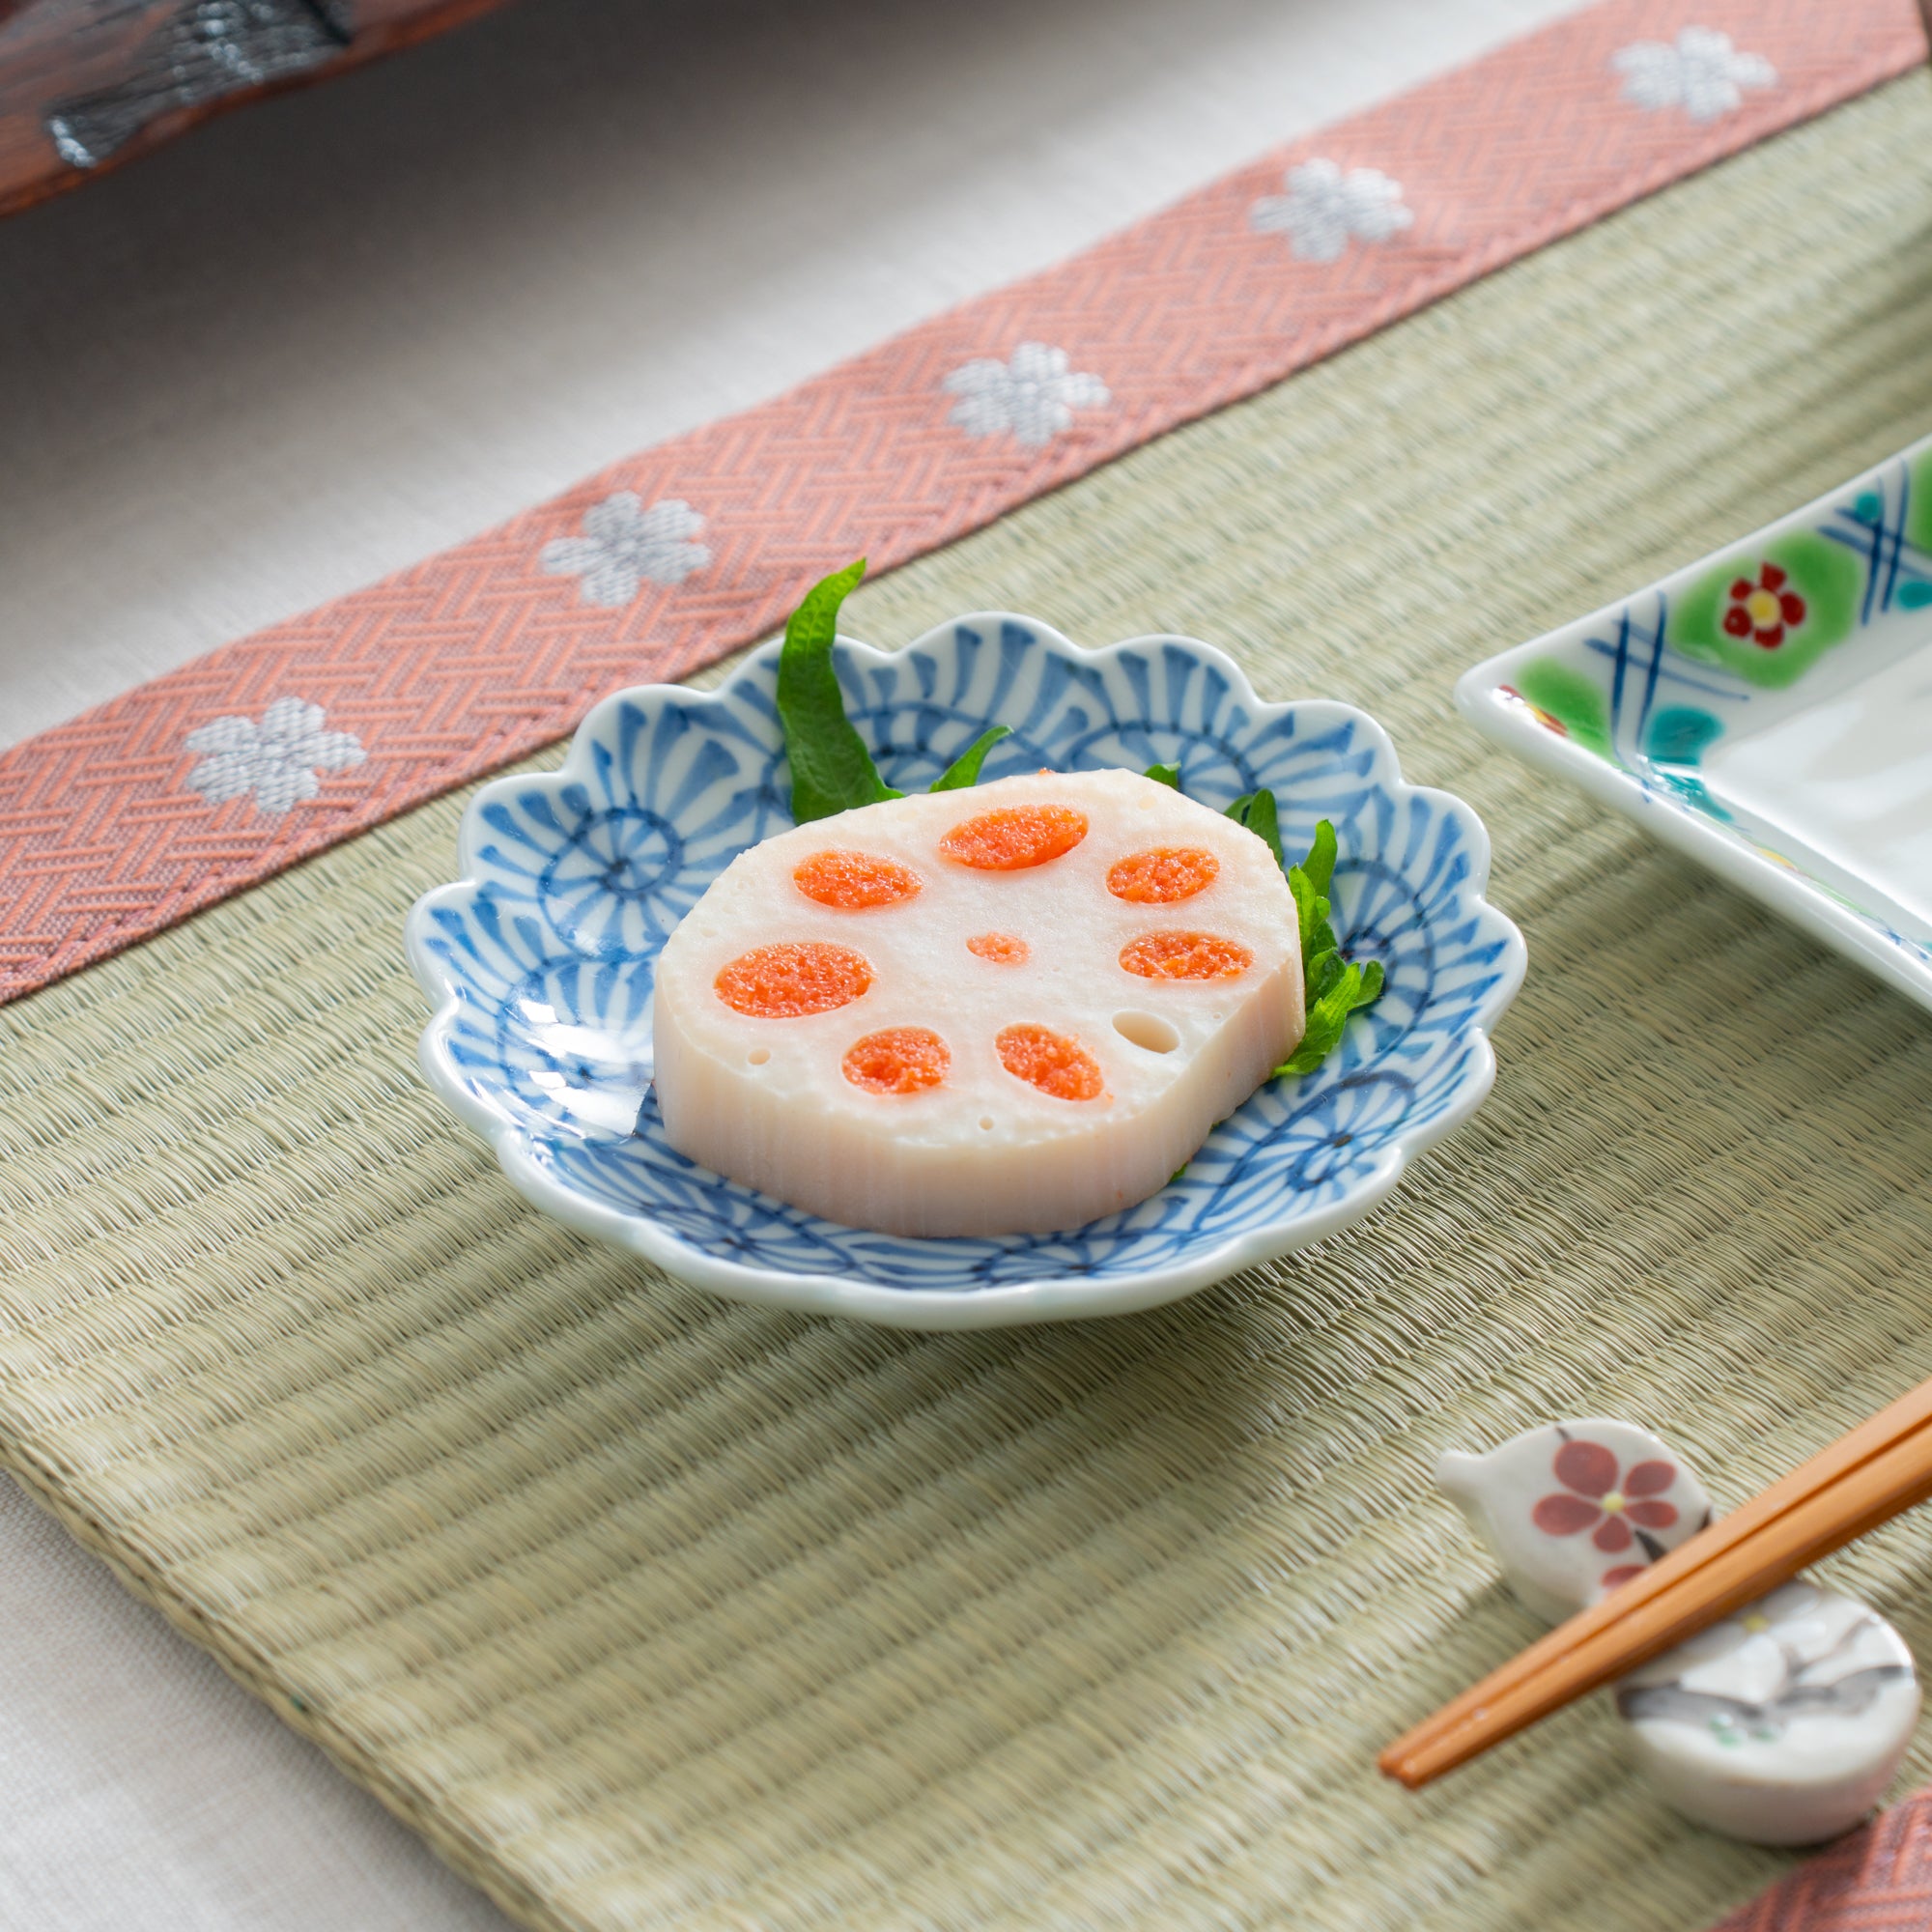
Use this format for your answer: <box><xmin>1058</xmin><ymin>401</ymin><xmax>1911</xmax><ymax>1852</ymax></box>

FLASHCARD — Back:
<box><xmin>1380</xmin><ymin>1372</ymin><xmax>1932</xmax><ymax>1788</ymax></box>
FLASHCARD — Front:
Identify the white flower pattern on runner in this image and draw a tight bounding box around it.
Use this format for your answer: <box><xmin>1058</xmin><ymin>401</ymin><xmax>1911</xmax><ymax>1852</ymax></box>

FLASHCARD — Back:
<box><xmin>541</xmin><ymin>495</ymin><xmax>711</xmax><ymax>609</ymax></box>
<box><xmin>185</xmin><ymin>697</ymin><xmax>366</xmax><ymax>818</ymax></box>
<box><xmin>1611</xmin><ymin>28</ymin><xmax>1776</xmax><ymax>123</ymax></box>
<box><xmin>942</xmin><ymin>343</ymin><xmax>1110</xmax><ymax>447</ymax></box>
<box><xmin>1250</xmin><ymin>158</ymin><xmax>1413</xmax><ymax>263</ymax></box>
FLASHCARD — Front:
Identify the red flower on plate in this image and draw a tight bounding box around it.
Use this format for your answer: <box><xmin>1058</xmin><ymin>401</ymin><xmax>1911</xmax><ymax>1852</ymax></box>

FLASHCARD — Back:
<box><xmin>1530</xmin><ymin>1439</ymin><xmax>1679</xmax><ymax>1554</ymax></box>
<box><xmin>1721</xmin><ymin>562</ymin><xmax>1806</xmax><ymax>649</ymax></box>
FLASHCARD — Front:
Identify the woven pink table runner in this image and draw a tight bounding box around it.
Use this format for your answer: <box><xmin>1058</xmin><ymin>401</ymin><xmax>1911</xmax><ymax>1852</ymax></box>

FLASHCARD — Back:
<box><xmin>0</xmin><ymin>0</ymin><xmax>1921</xmax><ymax>1005</ymax></box>
<box><xmin>1712</xmin><ymin>1796</ymin><xmax>1932</xmax><ymax>1929</ymax></box>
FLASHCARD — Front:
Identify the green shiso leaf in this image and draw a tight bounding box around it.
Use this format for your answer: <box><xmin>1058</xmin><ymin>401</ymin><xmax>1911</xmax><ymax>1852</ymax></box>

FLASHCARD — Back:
<box><xmin>1276</xmin><ymin>955</ymin><xmax>1383</xmax><ymax>1076</ymax></box>
<box><xmin>1223</xmin><ymin>789</ymin><xmax>1285</xmax><ymax>872</ymax></box>
<box><xmin>1144</xmin><ymin>762</ymin><xmax>1182</xmax><ymax>790</ymax></box>
<box><xmin>1164</xmin><ymin>779</ymin><xmax>1379</xmax><ymax>1078</ymax></box>
<box><xmin>1300</xmin><ymin>817</ymin><xmax>1337</xmax><ymax>896</ymax></box>
<box><xmin>776</xmin><ymin>559</ymin><xmax>902</xmax><ymax>823</ymax></box>
<box><xmin>1288</xmin><ymin>865</ymin><xmax>1337</xmax><ymax>964</ymax></box>
<box><xmin>1272</xmin><ymin>815</ymin><xmax>1382</xmax><ymax>1080</ymax></box>
<box><xmin>778</xmin><ymin>565</ymin><xmax>1018</xmax><ymax>812</ymax></box>
<box><xmin>931</xmin><ymin>724</ymin><xmax>1010</xmax><ymax>792</ymax></box>
<box><xmin>1305</xmin><ymin>947</ymin><xmax>1346</xmax><ymax>1006</ymax></box>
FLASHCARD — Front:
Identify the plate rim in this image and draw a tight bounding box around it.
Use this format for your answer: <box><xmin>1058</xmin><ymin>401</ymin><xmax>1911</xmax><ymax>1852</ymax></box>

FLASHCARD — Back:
<box><xmin>409</xmin><ymin>615</ymin><xmax>1526</xmax><ymax>1329</ymax></box>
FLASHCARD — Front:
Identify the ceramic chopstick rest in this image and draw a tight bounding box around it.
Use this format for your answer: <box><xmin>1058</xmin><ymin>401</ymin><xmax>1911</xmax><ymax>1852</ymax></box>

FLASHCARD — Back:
<box><xmin>1436</xmin><ymin>1420</ymin><xmax>1921</xmax><ymax>1844</ymax></box>
<box><xmin>1615</xmin><ymin>1579</ymin><xmax>1920</xmax><ymax>1845</ymax></box>
<box><xmin>1436</xmin><ymin>1419</ymin><xmax>1712</xmax><ymax>1624</ymax></box>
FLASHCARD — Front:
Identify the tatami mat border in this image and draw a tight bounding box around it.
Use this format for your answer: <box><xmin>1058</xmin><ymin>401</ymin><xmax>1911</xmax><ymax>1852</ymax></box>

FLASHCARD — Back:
<box><xmin>1711</xmin><ymin>1794</ymin><xmax>1932</xmax><ymax>1930</ymax></box>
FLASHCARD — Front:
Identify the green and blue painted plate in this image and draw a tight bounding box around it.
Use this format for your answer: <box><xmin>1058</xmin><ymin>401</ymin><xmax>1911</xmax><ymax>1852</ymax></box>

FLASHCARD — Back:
<box><xmin>1459</xmin><ymin>431</ymin><xmax>1932</xmax><ymax>1015</ymax></box>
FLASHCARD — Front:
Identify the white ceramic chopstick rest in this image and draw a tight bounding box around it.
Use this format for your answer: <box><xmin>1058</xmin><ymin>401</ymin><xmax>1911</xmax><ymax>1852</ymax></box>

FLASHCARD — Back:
<box><xmin>1613</xmin><ymin>1579</ymin><xmax>1919</xmax><ymax>1845</ymax></box>
<box><xmin>1436</xmin><ymin>1419</ymin><xmax>1713</xmax><ymax>1624</ymax></box>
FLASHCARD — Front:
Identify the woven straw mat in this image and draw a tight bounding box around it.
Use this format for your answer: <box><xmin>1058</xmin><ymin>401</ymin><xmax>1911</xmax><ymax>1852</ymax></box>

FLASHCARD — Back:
<box><xmin>6</xmin><ymin>73</ymin><xmax>1932</xmax><ymax>1932</ymax></box>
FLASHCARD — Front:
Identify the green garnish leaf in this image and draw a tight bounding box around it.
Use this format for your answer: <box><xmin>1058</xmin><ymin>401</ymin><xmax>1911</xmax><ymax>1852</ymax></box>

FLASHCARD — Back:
<box><xmin>1301</xmin><ymin>818</ymin><xmax>1337</xmax><ymax>896</ymax></box>
<box><xmin>1305</xmin><ymin>947</ymin><xmax>1346</xmax><ymax>1006</ymax></box>
<box><xmin>931</xmin><ymin>724</ymin><xmax>1010</xmax><ymax>792</ymax></box>
<box><xmin>1212</xmin><ymin>793</ymin><xmax>1377</xmax><ymax>1074</ymax></box>
<box><xmin>1275</xmin><ymin>1034</ymin><xmax>1338</xmax><ymax>1079</ymax></box>
<box><xmin>1288</xmin><ymin>866</ymin><xmax>1337</xmax><ymax>963</ymax></box>
<box><xmin>1145</xmin><ymin>762</ymin><xmax>1182</xmax><ymax>790</ymax></box>
<box><xmin>1276</xmin><ymin>956</ymin><xmax>1383</xmax><ymax>1077</ymax></box>
<box><xmin>776</xmin><ymin>559</ymin><xmax>902</xmax><ymax>823</ymax></box>
<box><xmin>1273</xmin><ymin>817</ymin><xmax>1383</xmax><ymax>1079</ymax></box>
<box><xmin>1224</xmin><ymin>789</ymin><xmax>1285</xmax><ymax>872</ymax></box>
<box><xmin>1241</xmin><ymin>787</ymin><xmax>1284</xmax><ymax>872</ymax></box>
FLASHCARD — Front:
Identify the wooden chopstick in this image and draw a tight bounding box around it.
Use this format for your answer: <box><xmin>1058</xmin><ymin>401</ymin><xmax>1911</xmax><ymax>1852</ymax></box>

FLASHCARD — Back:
<box><xmin>1379</xmin><ymin>1372</ymin><xmax>1932</xmax><ymax>1788</ymax></box>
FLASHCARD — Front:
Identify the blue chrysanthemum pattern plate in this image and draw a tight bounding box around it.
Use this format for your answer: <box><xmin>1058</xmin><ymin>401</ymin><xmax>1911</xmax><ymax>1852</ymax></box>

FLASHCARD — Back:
<box><xmin>407</xmin><ymin>618</ymin><xmax>1523</xmax><ymax>1327</ymax></box>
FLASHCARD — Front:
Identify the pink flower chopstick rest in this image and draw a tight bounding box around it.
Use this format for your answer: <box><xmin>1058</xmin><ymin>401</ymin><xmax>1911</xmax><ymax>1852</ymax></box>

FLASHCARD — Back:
<box><xmin>1436</xmin><ymin>1420</ymin><xmax>1712</xmax><ymax>1624</ymax></box>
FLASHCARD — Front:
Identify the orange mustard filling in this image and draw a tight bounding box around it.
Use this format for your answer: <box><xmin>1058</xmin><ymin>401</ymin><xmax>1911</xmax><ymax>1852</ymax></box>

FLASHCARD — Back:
<box><xmin>792</xmin><ymin>848</ymin><xmax>923</xmax><ymax>909</ymax></box>
<box><xmin>1106</xmin><ymin>846</ymin><xmax>1219</xmax><ymax>905</ymax></box>
<box><xmin>938</xmin><ymin>804</ymin><xmax>1088</xmax><ymax>871</ymax></box>
<box><xmin>996</xmin><ymin>1023</ymin><xmax>1104</xmax><ymax>1101</ymax></box>
<box><xmin>1118</xmin><ymin>930</ymin><xmax>1253</xmax><ymax>981</ymax></box>
<box><xmin>966</xmin><ymin>931</ymin><xmax>1030</xmax><ymax>965</ymax></box>
<box><xmin>841</xmin><ymin>1026</ymin><xmax>951</xmax><ymax>1094</ymax></box>
<box><xmin>716</xmin><ymin>941</ymin><xmax>872</xmax><ymax>1017</ymax></box>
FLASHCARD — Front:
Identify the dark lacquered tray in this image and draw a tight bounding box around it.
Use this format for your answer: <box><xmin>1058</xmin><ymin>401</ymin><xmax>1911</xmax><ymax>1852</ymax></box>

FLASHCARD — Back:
<box><xmin>0</xmin><ymin>0</ymin><xmax>509</xmax><ymax>219</ymax></box>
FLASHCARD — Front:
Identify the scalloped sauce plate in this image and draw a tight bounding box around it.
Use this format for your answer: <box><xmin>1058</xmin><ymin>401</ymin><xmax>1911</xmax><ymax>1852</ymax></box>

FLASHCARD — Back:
<box><xmin>408</xmin><ymin>617</ymin><xmax>1523</xmax><ymax>1327</ymax></box>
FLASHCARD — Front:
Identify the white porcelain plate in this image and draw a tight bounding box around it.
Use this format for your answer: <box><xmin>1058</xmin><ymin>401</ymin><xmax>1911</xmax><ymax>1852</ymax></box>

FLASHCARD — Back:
<box><xmin>1459</xmin><ymin>432</ymin><xmax>1932</xmax><ymax>1014</ymax></box>
<box><xmin>407</xmin><ymin>616</ymin><xmax>1523</xmax><ymax>1328</ymax></box>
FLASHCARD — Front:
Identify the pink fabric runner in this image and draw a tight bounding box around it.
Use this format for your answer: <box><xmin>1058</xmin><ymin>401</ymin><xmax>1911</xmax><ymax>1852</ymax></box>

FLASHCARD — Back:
<box><xmin>0</xmin><ymin>0</ymin><xmax>1923</xmax><ymax>1004</ymax></box>
<box><xmin>1712</xmin><ymin>1794</ymin><xmax>1932</xmax><ymax>1930</ymax></box>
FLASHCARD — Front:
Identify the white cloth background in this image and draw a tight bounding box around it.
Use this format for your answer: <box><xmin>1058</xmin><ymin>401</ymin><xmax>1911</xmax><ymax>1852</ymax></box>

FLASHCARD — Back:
<box><xmin>0</xmin><ymin>0</ymin><xmax>1577</xmax><ymax>1920</ymax></box>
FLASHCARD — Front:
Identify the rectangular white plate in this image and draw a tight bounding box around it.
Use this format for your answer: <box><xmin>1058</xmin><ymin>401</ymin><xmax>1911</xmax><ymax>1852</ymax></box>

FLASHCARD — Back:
<box><xmin>1457</xmin><ymin>432</ymin><xmax>1932</xmax><ymax>1015</ymax></box>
